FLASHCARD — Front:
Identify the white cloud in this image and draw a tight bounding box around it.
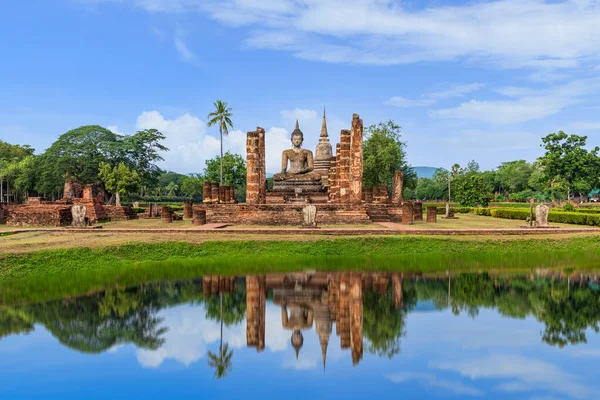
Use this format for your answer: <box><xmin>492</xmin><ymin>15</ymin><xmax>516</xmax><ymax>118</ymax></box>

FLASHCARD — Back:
<box><xmin>432</xmin><ymin>354</ymin><xmax>591</xmax><ymax>399</ymax></box>
<box><xmin>386</xmin><ymin>372</ymin><xmax>483</xmax><ymax>397</ymax></box>
<box><xmin>107</xmin><ymin>125</ymin><xmax>125</xmax><ymax>136</ymax></box>
<box><xmin>385</xmin><ymin>96</ymin><xmax>436</xmax><ymax>108</ymax></box>
<box><xmin>386</xmin><ymin>83</ymin><xmax>483</xmax><ymax>108</ymax></box>
<box><xmin>569</xmin><ymin>122</ymin><xmax>600</xmax><ymax>131</ymax></box>
<box><xmin>431</xmin><ymin>79</ymin><xmax>599</xmax><ymax>124</ymax></box>
<box><xmin>85</xmin><ymin>0</ymin><xmax>600</xmax><ymax>71</ymax></box>
<box><xmin>174</xmin><ymin>29</ymin><xmax>199</xmax><ymax>66</ymax></box>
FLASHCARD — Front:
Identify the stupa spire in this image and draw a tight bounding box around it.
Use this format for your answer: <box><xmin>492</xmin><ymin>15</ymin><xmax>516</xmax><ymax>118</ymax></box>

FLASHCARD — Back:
<box><xmin>320</xmin><ymin>106</ymin><xmax>328</xmax><ymax>138</ymax></box>
<box><xmin>295</xmin><ymin>119</ymin><xmax>299</xmax><ymax>130</ymax></box>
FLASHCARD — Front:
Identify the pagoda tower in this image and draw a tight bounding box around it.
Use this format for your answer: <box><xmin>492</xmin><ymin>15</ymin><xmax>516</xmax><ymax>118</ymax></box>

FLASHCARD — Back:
<box><xmin>314</xmin><ymin>106</ymin><xmax>333</xmax><ymax>186</ymax></box>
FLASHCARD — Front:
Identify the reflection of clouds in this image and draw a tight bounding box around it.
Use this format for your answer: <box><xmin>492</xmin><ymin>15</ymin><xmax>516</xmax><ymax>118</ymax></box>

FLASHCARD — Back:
<box><xmin>386</xmin><ymin>372</ymin><xmax>482</xmax><ymax>397</ymax></box>
<box><xmin>432</xmin><ymin>354</ymin><xmax>590</xmax><ymax>399</ymax></box>
<box><xmin>136</xmin><ymin>303</ymin><xmax>294</xmax><ymax>369</ymax></box>
<box><xmin>136</xmin><ymin>305</ymin><xmax>246</xmax><ymax>368</ymax></box>
<box><xmin>407</xmin><ymin>311</ymin><xmax>538</xmax><ymax>350</ymax></box>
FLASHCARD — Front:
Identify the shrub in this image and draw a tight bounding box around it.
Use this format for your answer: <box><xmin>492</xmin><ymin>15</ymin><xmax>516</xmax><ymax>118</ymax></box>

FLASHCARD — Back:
<box><xmin>508</xmin><ymin>190</ymin><xmax>535</xmax><ymax>203</ymax></box>
<box><xmin>563</xmin><ymin>203</ymin><xmax>575</xmax><ymax>212</ymax></box>
<box><xmin>495</xmin><ymin>194</ymin><xmax>505</xmax><ymax>202</ymax></box>
<box><xmin>472</xmin><ymin>208</ymin><xmax>492</xmax><ymax>216</ymax></box>
<box><xmin>487</xmin><ymin>208</ymin><xmax>600</xmax><ymax>226</ymax></box>
<box><xmin>435</xmin><ymin>206</ymin><xmax>473</xmax><ymax>214</ymax></box>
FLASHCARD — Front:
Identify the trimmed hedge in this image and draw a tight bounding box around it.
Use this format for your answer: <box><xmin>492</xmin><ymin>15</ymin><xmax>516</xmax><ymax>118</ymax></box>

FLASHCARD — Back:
<box><xmin>485</xmin><ymin>208</ymin><xmax>600</xmax><ymax>226</ymax></box>
<box><xmin>435</xmin><ymin>207</ymin><xmax>473</xmax><ymax>214</ymax></box>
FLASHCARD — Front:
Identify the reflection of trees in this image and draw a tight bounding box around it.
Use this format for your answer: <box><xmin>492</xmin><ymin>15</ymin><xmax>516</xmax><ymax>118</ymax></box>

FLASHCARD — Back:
<box><xmin>414</xmin><ymin>273</ymin><xmax>600</xmax><ymax>348</ymax></box>
<box><xmin>362</xmin><ymin>284</ymin><xmax>416</xmax><ymax>358</ymax></box>
<box><xmin>0</xmin><ymin>308</ymin><xmax>34</xmax><ymax>339</ymax></box>
<box><xmin>0</xmin><ymin>281</ymin><xmax>207</xmax><ymax>352</ymax></box>
<box><xmin>205</xmin><ymin>278</ymin><xmax>244</xmax><ymax>379</ymax></box>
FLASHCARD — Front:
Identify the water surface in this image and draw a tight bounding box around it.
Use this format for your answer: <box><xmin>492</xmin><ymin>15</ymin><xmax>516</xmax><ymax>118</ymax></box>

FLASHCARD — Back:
<box><xmin>1</xmin><ymin>270</ymin><xmax>599</xmax><ymax>399</ymax></box>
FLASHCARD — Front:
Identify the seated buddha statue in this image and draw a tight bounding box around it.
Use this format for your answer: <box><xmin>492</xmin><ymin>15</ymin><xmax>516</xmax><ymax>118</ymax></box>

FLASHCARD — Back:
<box><xmin>273</xmin><ymin>121</ymin><xmax>322</xmax><ymax>182</ymax></box>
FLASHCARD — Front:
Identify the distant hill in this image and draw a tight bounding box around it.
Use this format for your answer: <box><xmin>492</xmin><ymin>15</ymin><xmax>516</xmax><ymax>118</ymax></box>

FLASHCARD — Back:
<box><xmin>413</xmin><ymin>166</ymin><xmax>440</xmax><ymax>179</ymax></box>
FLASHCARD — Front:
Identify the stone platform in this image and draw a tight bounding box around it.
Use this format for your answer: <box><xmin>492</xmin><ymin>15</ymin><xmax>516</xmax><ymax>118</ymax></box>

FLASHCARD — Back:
<box><xmin>195</xmin><ymin>203</ymin><xmax>372</xmax><ymax>225</ymax></box>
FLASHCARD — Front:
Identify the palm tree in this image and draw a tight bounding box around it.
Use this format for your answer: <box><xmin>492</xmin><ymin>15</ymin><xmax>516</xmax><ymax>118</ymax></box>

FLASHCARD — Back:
<box><xmin>207</xmin><ymin>101</ymin><xmax>234</xmax><ymax>186</ymax></box>
<box><xmin>207</xmin><ymin>292</ymin><xmax>233</xmax><ymax>378</ymax></box>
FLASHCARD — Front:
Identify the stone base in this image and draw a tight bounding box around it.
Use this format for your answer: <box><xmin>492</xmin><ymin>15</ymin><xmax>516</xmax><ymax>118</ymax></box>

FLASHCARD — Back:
<box><xmin>266</xmin><ymin>190</ymin><xmax>329</xmax><ymax>204</ymax></box>
<box><xmin>272</xmin><ymin>181</ymin><xmax>325</xmax><ymax>192</ymax></box>
<box><xmin>195</xmin><ymin>204</ymin><xmax>372</xmax><ymax>225</ymax></box>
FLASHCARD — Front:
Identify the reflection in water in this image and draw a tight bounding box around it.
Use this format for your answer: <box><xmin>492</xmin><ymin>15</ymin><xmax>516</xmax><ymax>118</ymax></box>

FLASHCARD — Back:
<box><xmin>3</xmin><ymin>270</ymin><xmax>600</xmax><ymax>399</ymax></box>
<box><xmin>3</xmin><ymin>271</ymin><xmax>600</xmax><ymax>359</ymax></box>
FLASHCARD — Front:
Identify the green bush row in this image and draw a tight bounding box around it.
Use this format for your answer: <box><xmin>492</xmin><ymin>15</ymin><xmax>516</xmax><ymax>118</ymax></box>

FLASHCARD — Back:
<box><xmin>485</xmin><ymin>208</ymin><xmax>600</xmax><ymax>226</ymax></box>
<box><xmin>435</xmin><ymin>206</ymin><xmax>473</xmax><ymax>214</ymax></box>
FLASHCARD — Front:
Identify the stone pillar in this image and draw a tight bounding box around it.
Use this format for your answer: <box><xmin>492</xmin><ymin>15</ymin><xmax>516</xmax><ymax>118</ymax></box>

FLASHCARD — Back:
<box><xmin>337</xmin><ymin>274</ymin><xmax>351</xmax><ymax>349</ymax></box>
<box><xmin>377</xmin><ymin>184</ymin><xmax>389</xmax><ymax>203</ymax></box>
<box><xmin>363</xmin><ymin>188</ymin><xmax>373</xmax><ymax>202</ymax></box>
<box><xmin>224</xmin><ymin>186</ymin><xmax>231</xmax><ymax>203</ymax></box>
<box><xmin>211</xmin><ymin>183</ymin><xmax>219</xmax><ymax>204</ymax></box>
<box><xmin>392</xmin><ymin>274</ymin><xmax>403</xmax><ymax>309</ymax></box>
<box><xmin>413</xmin><ymin>201</ymin><xmax>423</xmax><ymax>221</ymax></box>
<box><xmin>246</xmin><ymin>275</ymin><xmax>266</xmax><ymax>352</ymax></box>
<box><xmin>183</xmin><ymin>201</ymin><xmax>193</xmax><ymax>219</ymax></box>
<box><xmin>161</xmin><ymin>206</ymin><xmax>173</xmax><ymax>223</ymax></box>
<box><xmin>257</xmin><ymin>127</ymin><xmax>266</xmax><ymax>204</ymax></box>
<box><xmin>349</xmin><ymin>275</ymin><xmax>363</xmax><ymax>365</ymax></box>
<box><xmin>192</xmin><ymin>209</ymin><xmax>207</xmax><ymax>225</ymax></box>
<box><xmin>349</xmin><ymin>114</ymin><xmax>363</xmax><ymax>205</ymax></box>
<box><xmin>426</xmin><ymin>206</ymin><xmax>437</xmax><ymax>223</ymax></box>
<box><xmin>202</xmin><ymin>182</ymin><xmax>212</xmax><ymax>203</ymax></box>
<box><xmin>230</xmin><ymin>186</ymin><xmax>236</xmax><ymax>203</ymax></box>
<box><xmin>339</xmin><ymin>130</ymin><xmax>351</xmax><ymax>204</ymax></box>
<box><xmin>246</xmin><ymin>131</ymin><xmax>260</xmax><ymax>204</ymax></box>
<box><xmin>328</xmin><ymin>156</ymin><xmax>337</xmax><ymax>202</ymax></box>
<box><xmin>218</xmin><ymin>186</ymin><xmax>226</xmax><ymax>204</ymax></box>
<box><xmin>392</xmin><ymin>171</ymin><xmax>404</xmax><ymax>205</ymax></box>
<box><xmin>401</xmin><ymin>202</ymin><xmax>414</xmax><ymax>225</ymax></box>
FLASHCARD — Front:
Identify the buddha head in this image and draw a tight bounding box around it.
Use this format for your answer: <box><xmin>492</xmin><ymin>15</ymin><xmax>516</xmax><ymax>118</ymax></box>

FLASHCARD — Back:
<box><xmin>291</xmin><ymin>329</ymin><xmax>304</xmax><ymax>359</ymax></box>
<box><xmin>291</xmin><ymin>120</ymin><xmax>304</xmax><ymax>149</ymax></box>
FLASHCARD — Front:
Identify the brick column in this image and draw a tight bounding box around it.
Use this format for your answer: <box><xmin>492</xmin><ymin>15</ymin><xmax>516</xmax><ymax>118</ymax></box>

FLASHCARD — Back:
<box><xmin>161</xmin><ymin>206</ymin><xmax>172</xmax><ymax>223</ymax></box>
<box><xmin>392</xmin><ymin>274</ymin><xmax>403</xmax><ymax>309</ymax></box>
<box><xmin>246</xmin><ymin>131</ymin><xmax>260</xmax><ymax>204</ymax></box>
<box><xmin>339</xmin><ymin>130</ymin><xmax>351</xmax><ymax>204</ymax></box>
<box><xmin>202</xmin><ymin>182</ymin><xmax>212</xmax><ymax>203</ymax></box>
<box><xmin>246</xmin><ymin>275</ymin><xmax>266</xmax><ymax>352</ymax></box>
<box><xmin>349</xmin><ymin>114</ymin><xmax>363</xmax><ymax>205</ymax></box>
<box><xmin>392</xmin><ymin>170</ymin><xmax>404</xmax><ymax>205</ymax></box>
<box><xmin>426</xmin><ymin>206</ymin><xmax>437</xmax><ymax>223</ymax></box>
<box><xmin>192</xmin><ymin>209</ymin><xmax>206</xmax><ymax>225</ymax></box>
<box><xmin>349</xmin><ymin>275</ymin><xmax>363</xmax><ymax>365</ymax></box>
<box><xmin>337</xmin><ymin>274</ymin><xmax>350</xmax><ymax>349</ymax></box>
<box><xmin>401</xmin><ymin>202</ymin><xmax>414</xmax><ymax>225</ymax></box>
<box><xmin>183</xmin><ymin>200</ymin><xmax>193</xmax><ymax>219</ymax></box>
<box><xmin>333</xmin><ymin>144</ymin><xmax>342</xmax><ymax>202</ymax></box>
<box><xmin>413</xmin><ymin>201</ymin><xmax>423</xmax><ymax>221</ymax></box>
<box><xmin>257</xmin><ymin>127</ymin><xmax>266</xmax><ymax>204</ymax></box>
<box><xmin>219</xmin><ymin>186</ymin><xmax>226</xmax><ymax>204</ymax></box>
<box><xmin>211</xmin><ymin>183</ymin><xmax>219</xmax><ymax>204</ymax></box>
<box><xmin>328</xmin><ymin>156</ymin><xmax>337</xmax><ymax>202</ymax></box>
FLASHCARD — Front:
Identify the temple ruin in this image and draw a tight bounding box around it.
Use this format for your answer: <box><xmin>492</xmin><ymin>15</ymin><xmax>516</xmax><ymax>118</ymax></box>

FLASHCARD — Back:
<box><xmin>196</xmin><ymin>111</ymin><xmax>415</xmax><ymax>225</ymax></box>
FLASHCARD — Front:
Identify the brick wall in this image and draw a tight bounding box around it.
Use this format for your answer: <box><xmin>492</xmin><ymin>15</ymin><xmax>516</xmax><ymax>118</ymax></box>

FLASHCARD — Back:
<box><xmin>6</xmin><ymin>205</ymin><xmax>72</xmax><ymax>227</ymax></box>
<box><xmin>195</xmin><ymin>204</ymin><xmax>372</xmax><ymax>225</ymax></box>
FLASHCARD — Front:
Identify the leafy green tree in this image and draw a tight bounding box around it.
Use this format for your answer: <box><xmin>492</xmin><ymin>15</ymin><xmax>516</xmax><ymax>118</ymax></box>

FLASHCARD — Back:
<box><xmin>203</xmin><ymin>152</ymin><xmax>246</xmax><ymax>202</ymax></box>
<box><xmin>0</xmin><ymin>141</ymin><xmax>36</xmax><ymax>202</ymax></box>
<box><xmin>181</xmin><ymin>173</ymin><xmax>204</xmax><ymax>200</ymax></box>
<box><xmin>207</xmin><ymin>100</ymin><xmax>234</xmax><ymax>186</ymax></box>
<box><xmin>37</xmin><ymin>126</ymin><xmax>122</xmax><ymax>194</ymax></box>
<box><xmin>98</xmin><ymin>162</ymin><xmax>141</xmax><ymax>206</ymax></box>
<box><xmin>497</xmin><ymin>160</ymin><xmax>533</xmax><ymax>195</ymax></box>
<box><xmin>540</xmin><ymin>132</ymin><xmax>600</xmax><ymax>199</ymax></box>
<box><xmin>414</xmin><ymin>177</ymin><xmax>446</xmax><ymax>200</ymax></box>
<box><xmin>452</xmin><ymin>162</ymin><xmax>493</xmax><ymax>207</ymax></box>
<box><xmin>121</xmin><ymin>129</ymin><xmax>168</xmax><ymax>189</ymax></box>
<box><xmin>363</xmin><ymin>120</ymin><xmax>414</xmax><ymax>191</ymax></box>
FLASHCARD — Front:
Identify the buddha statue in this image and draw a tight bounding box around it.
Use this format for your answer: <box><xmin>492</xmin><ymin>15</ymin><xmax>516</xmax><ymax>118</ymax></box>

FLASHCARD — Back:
<box><xmin>273</xmin><ymin>120</ymin><xmax>322</xmax><ymax>183</ymax></box>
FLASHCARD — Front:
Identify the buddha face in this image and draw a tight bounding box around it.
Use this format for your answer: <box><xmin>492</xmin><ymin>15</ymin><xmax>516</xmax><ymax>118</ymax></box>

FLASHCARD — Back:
<box><xmin>291</xmin><ymin>133</ymin><xmax>303</xmax><ymax>148</ymax></box>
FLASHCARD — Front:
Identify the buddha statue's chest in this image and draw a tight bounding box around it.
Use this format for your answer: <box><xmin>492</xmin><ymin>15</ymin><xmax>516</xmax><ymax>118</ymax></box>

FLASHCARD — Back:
<box><xmin>287</xmin><ymin>151</ymin><xmax>308</xmax><ymax>172</ymax></box>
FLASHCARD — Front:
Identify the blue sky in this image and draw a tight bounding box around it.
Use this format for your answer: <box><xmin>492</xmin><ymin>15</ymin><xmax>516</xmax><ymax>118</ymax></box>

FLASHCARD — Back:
<box><xmin>1</xmin><ymin>0</ymin><xmax>600</xmax><ymax>173</ymax></box>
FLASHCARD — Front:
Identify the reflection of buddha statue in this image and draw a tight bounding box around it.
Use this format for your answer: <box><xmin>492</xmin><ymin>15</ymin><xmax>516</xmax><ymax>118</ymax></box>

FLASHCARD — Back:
<box><xmin>273</xmin><ymin>121</ymin><xmax>322</xmax><ymax>183</ymax></box>
<box><xmin>281</xmin><ymin>303</ymin><xmax>314</xmax><ymax>359</ymax></box>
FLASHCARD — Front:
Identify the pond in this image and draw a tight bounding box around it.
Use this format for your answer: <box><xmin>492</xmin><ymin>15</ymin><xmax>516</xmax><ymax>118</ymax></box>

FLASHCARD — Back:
<box><xmin>1</xmin><ymin>270</ymin><xmax>599</xmax><ymax>399</ymax></box>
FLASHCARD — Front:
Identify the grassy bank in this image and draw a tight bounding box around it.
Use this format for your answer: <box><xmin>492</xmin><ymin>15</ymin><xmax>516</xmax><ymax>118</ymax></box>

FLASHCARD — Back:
<box><xmin>2</xmin><ymin>235</ymin><xmax>600</xmax><ymax>305</ymax></box>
